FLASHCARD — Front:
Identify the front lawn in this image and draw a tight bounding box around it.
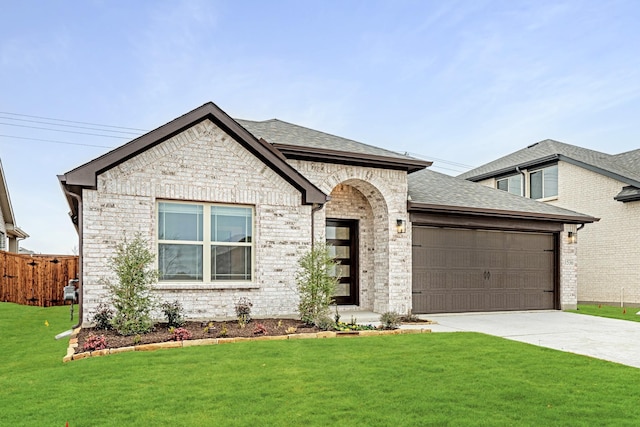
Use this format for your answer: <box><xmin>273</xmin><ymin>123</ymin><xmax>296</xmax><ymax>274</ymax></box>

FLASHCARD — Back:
<box><xmin>569</xmin><ymin>304</ymin><xmax>640</xmax><ymax>322</ymax></box>
<box><xmin>2</xmin><ymin>302</ymin><xmax>640</xmax><ymax>426</ymax></box>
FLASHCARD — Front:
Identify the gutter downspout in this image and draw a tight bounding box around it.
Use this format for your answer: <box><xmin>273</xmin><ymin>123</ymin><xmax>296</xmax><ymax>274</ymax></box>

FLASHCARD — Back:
<box><xmin>62</xmin><ymin>186</ymin><xmax>83</xmax><ymax>330</ymax></box>
<box><xmin>310</xmin><ymin>202</ymin><xmax>325</xmax><ymax>249</ymax></box>
<box><xmin>515</xmin><ymin>166</ymin><xmax>526</xmax><ymax>197</ymax></box>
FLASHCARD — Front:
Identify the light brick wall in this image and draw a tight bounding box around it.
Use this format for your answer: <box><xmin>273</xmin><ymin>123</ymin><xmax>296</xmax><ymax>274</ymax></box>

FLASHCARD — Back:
<box><xmin>81</xmin><ymin>119</ymin><xmax>411</xmax><ymax>325</ymax></box>
<box><xmin>81</xmin><ymin>119</ymin><xmax>313</xmax><ymax>324</ymax></box>
<box><xmin>288</xmin><ymin>161</ymin><xmax>411</xmax><ymax>314</ymax></box>
<box><xmin>548</xmin><ymin>162</ymin><xmax>640</xmax><ymax>305</ymax></box>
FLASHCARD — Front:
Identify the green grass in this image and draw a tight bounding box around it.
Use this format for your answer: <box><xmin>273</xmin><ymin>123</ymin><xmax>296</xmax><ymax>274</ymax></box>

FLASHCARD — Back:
<box><xmin>2</xmin><ymin>302</ymin><xmax>640</xmax><ymax>426</ymax></box>
<box><xmin>569</xmin><ymin>304</ymin><xmax>640</xmax><ymax>322</ymax></box>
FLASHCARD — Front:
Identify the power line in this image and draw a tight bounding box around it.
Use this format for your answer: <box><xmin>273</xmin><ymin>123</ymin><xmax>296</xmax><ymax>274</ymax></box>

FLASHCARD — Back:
<box><xmin>0</xmin><ymin>111</ymin><xmax>149</xmax><ymax>132</ymax></box>
<box><xmin>0</xmin><ymin>134</ymin><xmax>116</xmax><ymax>149</ymax></box>
<box><xmin>0</xmin><ymin>115</ymin><xmax>144</xmax><ymax>136</ymax></box>
<box><xmin>0</xmin><ymin>122</ymin><xmax>133</xmax><ymax>139</ymax></box>
<box><xmin>405</xmin><ymin>151</ymin><xmax>476</xmax><ymax>169</ymax></box>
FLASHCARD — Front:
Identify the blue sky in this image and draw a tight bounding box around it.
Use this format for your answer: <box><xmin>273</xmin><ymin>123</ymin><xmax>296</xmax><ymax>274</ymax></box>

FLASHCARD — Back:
<box><xmin>1</xmin><ymin>0</ymin><xmax>639</xmax><ymax>254</ymax></box>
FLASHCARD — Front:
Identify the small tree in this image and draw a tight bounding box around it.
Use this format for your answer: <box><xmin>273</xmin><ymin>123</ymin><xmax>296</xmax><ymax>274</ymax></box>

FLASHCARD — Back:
<box><xmin>107</xmin><ymin>233</ymin><xmax>158</xmax><ymax>335</ymax></box>
<box><xmin>296</xmin><ymin>243</ymin><xmax>338</xmax><ymax>326</ymax></box>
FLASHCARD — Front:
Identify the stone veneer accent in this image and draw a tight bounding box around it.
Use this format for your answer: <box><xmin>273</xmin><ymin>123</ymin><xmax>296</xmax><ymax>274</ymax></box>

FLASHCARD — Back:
<box><xmin>81</xmin><ymin>119</ymin><xmax>409</xmax><ymax>324</ymax></box>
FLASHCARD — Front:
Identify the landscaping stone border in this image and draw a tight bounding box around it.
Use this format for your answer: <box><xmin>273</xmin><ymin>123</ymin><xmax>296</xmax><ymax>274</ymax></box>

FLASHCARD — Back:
<box><xmin>63</xmin><ymin>327</ymin><xmax>432</xmax><ymax>362</ymax></box>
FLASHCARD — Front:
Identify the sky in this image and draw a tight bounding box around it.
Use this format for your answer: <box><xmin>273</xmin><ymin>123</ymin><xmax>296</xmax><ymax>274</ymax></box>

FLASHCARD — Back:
<box><xmin>1</xmin><ymin>0</ymin><xmax>639</xmax><ymax>254</ymax></box>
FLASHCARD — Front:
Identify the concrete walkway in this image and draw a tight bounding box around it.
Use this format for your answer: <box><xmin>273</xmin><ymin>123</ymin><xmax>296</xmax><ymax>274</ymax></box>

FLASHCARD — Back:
<box><xmin>417</xmin><ymin>311</ymin><xmax>640</xmax><ymax>369</ymax></box>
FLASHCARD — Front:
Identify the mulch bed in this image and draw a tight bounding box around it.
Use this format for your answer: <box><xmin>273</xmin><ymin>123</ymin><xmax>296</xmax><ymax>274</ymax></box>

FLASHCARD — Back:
<box><xmin>75</xmin><ymin>319</ymin><xmax>321</xmax><ymax>354</ymax></box>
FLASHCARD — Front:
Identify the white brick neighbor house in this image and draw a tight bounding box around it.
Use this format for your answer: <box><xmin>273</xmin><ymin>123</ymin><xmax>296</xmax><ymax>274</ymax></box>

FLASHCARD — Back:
<box><xmin>59</xmin><ymin>103</ymin><xmax>596</xmax><ymax>325</ymax></box>
<box><xmin>460</xmin><ymin>139</ymin><xmax>640</xmax><ymax>306</ymax></box>
<box><xmin>0</xmin><ymin>158</ymin><xmax>28</xmax><ymax>253</ymax></box>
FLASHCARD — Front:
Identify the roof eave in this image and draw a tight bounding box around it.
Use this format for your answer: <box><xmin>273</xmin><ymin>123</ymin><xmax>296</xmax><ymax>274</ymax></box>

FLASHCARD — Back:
<box><xmin>273</xmin><ymin>143</ymin><xmax>432</xmax><ymax>173</ymax></box>
<box><xmin>407</xmin><ymin>201</ymin><xmax>599</xmax><ymax>224</ymax></box>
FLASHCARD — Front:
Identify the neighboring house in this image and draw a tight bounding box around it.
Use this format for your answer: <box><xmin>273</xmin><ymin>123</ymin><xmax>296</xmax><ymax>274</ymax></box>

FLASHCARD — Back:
<box><xmin>58</xmin><ymin>103</ymin><xmax>595</xmax><ymax>325</ymax></box>
<box><xmin>459</xmin><ymin>139</ymin><xmax>640</xmax><ymax>306</ymax></box>
<box><xmin>0</xmin><ymin>159</ymin><xmax>28</xmax><ymax>253</ymax></box>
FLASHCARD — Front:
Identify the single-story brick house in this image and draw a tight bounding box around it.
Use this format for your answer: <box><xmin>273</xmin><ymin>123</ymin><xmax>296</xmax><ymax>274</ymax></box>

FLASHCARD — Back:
<box><xmin>459</xmin><ymin>139</ymin><xmax>639</xmax><ymax>306</ymax></box>
<box><xmin>58</xmin><ymin>103</ymin><xmax>596</xmax><ymax>325</ymax></box>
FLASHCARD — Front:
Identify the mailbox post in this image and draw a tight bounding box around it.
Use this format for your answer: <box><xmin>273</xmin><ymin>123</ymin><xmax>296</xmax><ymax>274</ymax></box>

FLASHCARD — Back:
<box><xmin>63</xmin><ymin>279</ymin><xmax>79</xmax><ymax>321</ymax></box>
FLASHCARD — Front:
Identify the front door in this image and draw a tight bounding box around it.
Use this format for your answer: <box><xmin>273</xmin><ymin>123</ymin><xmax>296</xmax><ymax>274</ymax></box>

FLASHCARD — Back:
<box><xmin>326</xmin><ymin>219</ymin><xmax>359</xmax><ymax>305</ymax></box>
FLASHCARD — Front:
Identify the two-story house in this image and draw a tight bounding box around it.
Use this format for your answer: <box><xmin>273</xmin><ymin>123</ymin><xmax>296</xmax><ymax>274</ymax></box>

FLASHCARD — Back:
<box><xmin>459</xmin><ymin>139</ymin><xmax>640</xmax><ymax>306</ymax></box>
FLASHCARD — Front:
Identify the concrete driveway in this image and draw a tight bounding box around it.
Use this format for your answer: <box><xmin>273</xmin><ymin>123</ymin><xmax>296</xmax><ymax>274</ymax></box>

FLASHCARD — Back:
<box><xmin>418</xmin><ymin>310</ymin><xmax>640</xmax><ymax>369</ymax></box>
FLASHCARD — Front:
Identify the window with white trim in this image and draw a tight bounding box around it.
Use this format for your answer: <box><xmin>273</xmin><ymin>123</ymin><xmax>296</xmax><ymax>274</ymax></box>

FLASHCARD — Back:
<box><xmin>157</xmin><ymin>202</ymin><xmax>253</xmax><ymax>282</ymax></box>
<box><xmin>529</xmin><ymin>165</ymin><xmax>558</xmax><ymax>199</ymax></box>
<box><xmin>496</xmin><ymin>175</ymin><xmax>523</xmax><ymax>196</ymax></box>
<box><xmin>0</xmin><ymin>231</ymin><xmax>5</xmax><ymax>251</ymax></box>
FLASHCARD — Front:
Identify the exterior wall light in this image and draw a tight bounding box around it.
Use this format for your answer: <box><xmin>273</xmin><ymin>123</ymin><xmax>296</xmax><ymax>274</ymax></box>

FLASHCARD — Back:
<box><xmin>396</xmin><ymin>219</ymin><xmax>407</xmax><ymax>233</ymax></box>
<box><xmin>567</xmin><ymin>231</ymin><xmax>577</xmax><ymax>244</ymax></box>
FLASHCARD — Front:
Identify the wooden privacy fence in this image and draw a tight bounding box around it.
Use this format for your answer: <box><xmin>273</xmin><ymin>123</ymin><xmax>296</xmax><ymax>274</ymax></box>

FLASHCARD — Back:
<box><xmin>0</xmin><ymin>252</ymin><xmax>79</xmax><ymax>307</ymax></box>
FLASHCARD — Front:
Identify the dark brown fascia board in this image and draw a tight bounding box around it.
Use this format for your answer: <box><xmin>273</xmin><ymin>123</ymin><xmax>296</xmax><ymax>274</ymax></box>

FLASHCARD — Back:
<box><xmin>407</xmin><ymin>201</ymin><xmax>599</xmax><ymax>224</ymax></box>
<box><xmin>60</xmin><ymin>102</ymin><xmax>328</xmax><ymax>206</ymax></box>
<box><xmin>273</xmin><ymin>143</ymin><xmax>432</xmax><ymax>174</ymax></box>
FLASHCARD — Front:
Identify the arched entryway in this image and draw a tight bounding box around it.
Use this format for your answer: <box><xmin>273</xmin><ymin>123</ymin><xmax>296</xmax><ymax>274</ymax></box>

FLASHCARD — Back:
<box><xmin>322</xmin><ymin>179</ymin><xmax>390</xmax><ymax>312</ymax></box>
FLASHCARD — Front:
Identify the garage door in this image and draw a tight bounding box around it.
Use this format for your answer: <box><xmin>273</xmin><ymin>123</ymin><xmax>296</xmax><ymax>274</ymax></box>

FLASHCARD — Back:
<box><xmin>412</xmin><ymin>227</ymin><xmax>556</xmax><ymax>313</ymax></box>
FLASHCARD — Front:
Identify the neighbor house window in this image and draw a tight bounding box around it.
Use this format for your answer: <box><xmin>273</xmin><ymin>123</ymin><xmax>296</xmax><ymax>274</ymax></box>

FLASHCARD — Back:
<box><xmin>0</xmin><ymin>231</ymin><xmax>5</xmax><ymax>251</ymax></box>
<box><xmin>529</xmin><ymin>165</ymin><xmax>558</xmax><ymax>199</ymax></box>
<box><xmin>158</xmin><ymin>202</ymin><xmax>253</xmax><ymax>282</ymax></box>
<box><xmin>496</xmin><ymin>175</ymin><xmax>523</xmax><ymax>196</ymax></box>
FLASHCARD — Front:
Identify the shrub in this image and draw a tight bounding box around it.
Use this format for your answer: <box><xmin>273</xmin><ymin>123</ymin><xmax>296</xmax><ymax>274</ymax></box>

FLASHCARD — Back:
<box><xmin>83</xmin><ymin>334</ymin><xmax>108</xmax><ymax>351</ymax></box>
<box><xmin>169</xmin><ymin>327</ymin><xmax>192</xmax><ymax>341</ymax></box>
<box><xmin>296</xmin><ymin>244</ymin><xmax>338</xmax><ymax>326</ymax></box>
<box><xmin>253</xmin><ymin>323</ymin><xmax>268</xmax><ymax>335</ymax></box>
<box><xmin>91</xmin><ymin>303</ymin><xmax>114</xmax><ymax>330</ymax></box>
<box><xmin>380</xmin><ymin>311</ymin><xmax>401</xmax><ymax>329</ymax></box>
<box><xmin>402</xmin><ymin>310</ymin><xmax>420</xmax><ymax>323</ymax></box>
<box><xmin>107</xmin><ymin>234</ymin><xmax>158</xmax><ymax>336</ymax></box>
<box><xmin>218</xmin><ymin>323</ymin><xmax>228</xmax><ymax>338</ymax></box>
<box><xmin>315</xmin><ymin>316</ymin><xmax>335</xmax><ymax>331</ymax></box>
<box><xmin>160</xmin><ymin>300</ymin><xmax>185</xmax><ymax>328</ymax></box>
<box><xmin>235</xmin><ymin>297</ymin><xmax>253</xmax><ymax>327</ymax></box>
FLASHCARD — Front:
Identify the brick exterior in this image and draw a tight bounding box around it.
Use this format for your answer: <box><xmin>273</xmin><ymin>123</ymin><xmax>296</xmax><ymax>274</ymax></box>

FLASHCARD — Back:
<box><xmin>549</xmin><ymin>162</ymin><xmax>640</xmax><ymax>306</ymax></box>
<box><xmin>477</xmin><ymin>162</ymin><xmax>640</xmax><ymax>306</ymax></box>
<box><xmin>80</xmin><ymin>119</ymin><xmax>410</xmax><ymax>324</ymax></box>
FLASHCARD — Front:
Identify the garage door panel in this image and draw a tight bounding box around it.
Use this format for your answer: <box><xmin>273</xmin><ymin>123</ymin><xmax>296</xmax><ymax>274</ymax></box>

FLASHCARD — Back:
<box><xmin>412</xmin><ymin>227</ymin><xmax>556</xmax><ymax>314</ymax></box>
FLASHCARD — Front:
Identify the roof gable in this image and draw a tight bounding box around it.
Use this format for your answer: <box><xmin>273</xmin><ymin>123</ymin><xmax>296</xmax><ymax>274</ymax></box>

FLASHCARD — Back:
<box><xmin>0</xmin><ymin>159</ymin><xmax>28</xmax><ymax>239</ymax></box>
<box><xmin>60</xmin><ymin>102</ymin><xmax>328</xmax><ymax>206</ymax></box>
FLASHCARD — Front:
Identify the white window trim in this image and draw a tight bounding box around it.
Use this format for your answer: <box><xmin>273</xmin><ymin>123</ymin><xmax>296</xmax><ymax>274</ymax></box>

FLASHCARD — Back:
<box><xmin>496</xmin><ymin>175</ymin><xmax>523</xmax><ymax>196</ymax></box>
<box><xmin>156</xmin><ymin>200</ymin><xmax>255</xmax><ymax>286</ymax></box>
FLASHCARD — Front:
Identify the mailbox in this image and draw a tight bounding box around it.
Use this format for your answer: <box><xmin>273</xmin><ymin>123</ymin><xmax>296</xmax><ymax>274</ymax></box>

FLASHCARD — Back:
<box><xmin>63</xmin><ymin>279</ymin><xmax>78</xmax><ymax>302</ymax></box>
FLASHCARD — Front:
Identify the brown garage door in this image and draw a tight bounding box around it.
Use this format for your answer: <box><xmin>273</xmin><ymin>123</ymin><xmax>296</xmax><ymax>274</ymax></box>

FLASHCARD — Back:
<box><xmin>412</xmin><ymin>227</ymin><xmax>556</xmax><ymax>313</ymax></box>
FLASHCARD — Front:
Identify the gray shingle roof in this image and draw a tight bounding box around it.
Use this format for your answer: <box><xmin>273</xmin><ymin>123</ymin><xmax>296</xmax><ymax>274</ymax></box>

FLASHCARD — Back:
<box><xmin>237</xmin><ymin>118</ymin><xmax>413</xmax><ymax>161</ymax></box>
<box><xmin>409</xmin><ymin>168</ymin><xmax>595</xmax><ymax>221</ymax></box>
<box><xmin>458</xmin><ymin>139</ymin><xmax>640</xmax><ymax>187</ymax></box>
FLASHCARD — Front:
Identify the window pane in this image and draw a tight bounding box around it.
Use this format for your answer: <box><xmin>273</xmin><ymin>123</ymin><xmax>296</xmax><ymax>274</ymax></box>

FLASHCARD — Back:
<box><xmin>543</xmin><ymin>165</ymin><xmax>558</xmax><ymax>197</ymax></box>
<box><xmin>159</xmin><ymin>244</ymin><xmax>203</xmax><ymax>281</ymax></box>
<box><xmin>335</xmin><ymin>282</ymin><xmax>350</xmax><ymax>297</ymax></box>
<box><xmin>158</xmin><ymin>203</ymin><xmax>203</xmax><ymax>241</ymax></box>
<box><xmin>508</xmin><ymin>175</ymin><xmax>522</xmax><ymax>196</ymax></box>
<box><xmin>327</xmin><ymin>245</ymin><xmax>350</xmax><ymax>259</ymax></box>
<box><xmin>326</xmin><ymin>226</ymin><xmax>350</xmax><ymax>240</ymax></box>
<box><xmin>530</xmin><ymin>171</ymin><xmax>543</xmax><ymax>199</ymax></box>
<box><xmin>211</xmin><ymin>206</ymin><xmax>252</xmax><ymax>243</ymax></box>
<box><xmin>211</xmin><ymin>245</ymin><xmax>251</xmax><ymax>280</ymax></box>
<box><xmin>497</xmin><ymin>179</ymin><xmax>508</xmax><ymax>192</ymax></box>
